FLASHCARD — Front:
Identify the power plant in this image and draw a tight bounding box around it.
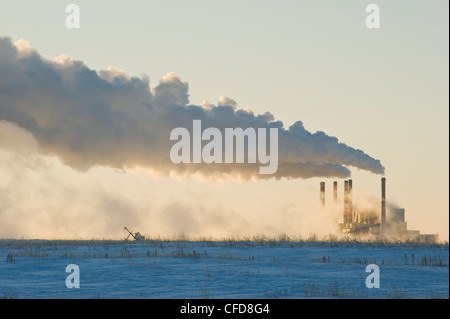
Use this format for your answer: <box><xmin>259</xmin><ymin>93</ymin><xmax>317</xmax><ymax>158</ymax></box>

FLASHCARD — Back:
<box><xmin>320</xmin><ymin>178</ymin><xmax>437</xmax><ymax>242</ymax></box>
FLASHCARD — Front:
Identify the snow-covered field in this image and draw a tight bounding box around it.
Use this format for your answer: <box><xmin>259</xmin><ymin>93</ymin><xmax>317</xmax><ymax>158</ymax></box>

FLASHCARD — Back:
<box><xmin>0</xmin><ymin>239</ymin><xmax>448</xmax><ymax>299</ymax></box>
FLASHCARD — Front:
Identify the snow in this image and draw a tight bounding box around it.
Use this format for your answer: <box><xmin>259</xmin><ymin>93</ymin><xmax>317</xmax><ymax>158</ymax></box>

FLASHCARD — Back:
<box><xmin>0</xmin><ymin>240</ymin><xmax>448</xmax><ymax>299</ymax></box>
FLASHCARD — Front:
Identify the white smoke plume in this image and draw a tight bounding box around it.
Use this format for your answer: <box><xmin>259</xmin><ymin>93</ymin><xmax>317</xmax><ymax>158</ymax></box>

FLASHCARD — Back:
<box><xmin>0</xmin><ymin>37</ymin><xmax>385</xmax><ymax>180</ymax></box>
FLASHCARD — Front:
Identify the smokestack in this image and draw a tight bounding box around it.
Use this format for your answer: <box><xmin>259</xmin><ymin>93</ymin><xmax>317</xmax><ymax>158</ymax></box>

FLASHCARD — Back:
<box><xmin>348</xmin><ymin>179</ymin><xmax>353</xmax><ymax>223</ymax></box>
<box><xmin>333</xmin><ymin>181</ymin><xmax>338</xmax><ymax>204</ymax></box>
<box><xmin>344</xmin><ymin>180</ymin><xmax>349</xmax><ymax>226</ymax></box>
<box><xmin>381</xmin><ymin>177</ymin><xmax>386</xmax><ymax>236</ymax></box>
<box><xmin>343</xmin><ymin>179</ymin><xmax>353</xmax><ymax>227</ymax></box>
<box><xmin>320</xmin><ymin>181</ymin><xmax>325</xmax><ymax>207</ymax></box>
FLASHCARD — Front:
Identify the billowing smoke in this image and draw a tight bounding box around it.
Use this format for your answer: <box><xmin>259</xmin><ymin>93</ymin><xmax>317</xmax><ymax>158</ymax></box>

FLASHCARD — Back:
<box><xmin>0</xmin><ymin>37</ymin><xmax>384</xmax><ymax>180</ymax></box>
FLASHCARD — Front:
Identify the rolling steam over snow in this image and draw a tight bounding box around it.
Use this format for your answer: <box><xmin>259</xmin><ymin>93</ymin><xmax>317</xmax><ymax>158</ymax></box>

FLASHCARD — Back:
<box><xmin>0</xmin><ymin>37</ymin><xmax>384</xmax><ymax>180</ymax></box>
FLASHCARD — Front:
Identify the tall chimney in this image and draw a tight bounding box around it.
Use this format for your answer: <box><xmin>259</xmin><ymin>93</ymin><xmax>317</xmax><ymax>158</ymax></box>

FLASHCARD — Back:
<box><xmin>348</xmin><ymin>179</ymin><xmax>353</xmax><ymax>223</ymax></box>
<box><xmin>344</xmin><ymin>180</ymin><xmax>349</xmax><ymax>226</ymax></box>
<box><xmin>333</xmin><ymin>181</ymin><xmax>338</xmax><ymax>204</ymax></box>
<box><xmin>320</xmin><ymin>182</ymin><xmax>325</xmax><ymax>207</ymax></box>
<box><xmin>381</xmin><ymin>177</ymin><xmax>386</xmax><ymax>236</ymax></box>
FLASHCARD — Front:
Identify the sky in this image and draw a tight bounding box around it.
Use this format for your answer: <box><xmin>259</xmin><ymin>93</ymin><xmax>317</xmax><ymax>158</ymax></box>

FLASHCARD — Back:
<box><xmin>0</xmin><ymin>0</ymin><xmax>448</xmax><ymax>240</ymax></box>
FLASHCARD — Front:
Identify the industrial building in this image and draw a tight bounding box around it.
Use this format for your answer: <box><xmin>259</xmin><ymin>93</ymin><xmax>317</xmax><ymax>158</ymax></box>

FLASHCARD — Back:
<box><xmin>320</xmin><ymin>178</ymin><xmax>438</xmax><ymax>242</ymax></box>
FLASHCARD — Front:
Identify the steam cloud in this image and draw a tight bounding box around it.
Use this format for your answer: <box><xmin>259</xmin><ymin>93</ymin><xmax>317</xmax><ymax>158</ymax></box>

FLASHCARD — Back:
<box><xmin>0</xmin><ymin>37</ymin><xmax>384</xmax><ymax>179</ymax></box>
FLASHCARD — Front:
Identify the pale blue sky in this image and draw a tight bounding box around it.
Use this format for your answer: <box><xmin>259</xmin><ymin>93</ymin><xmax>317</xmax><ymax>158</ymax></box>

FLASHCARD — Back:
<box><xmin>0</xmin><ymin>0</ymin><xmax>448</xmax><ymax>238</ymax></box>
